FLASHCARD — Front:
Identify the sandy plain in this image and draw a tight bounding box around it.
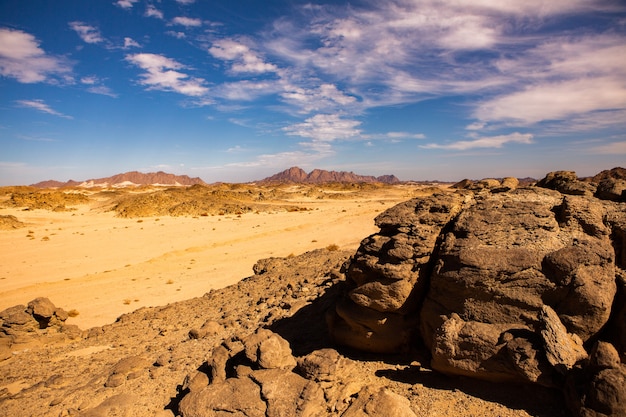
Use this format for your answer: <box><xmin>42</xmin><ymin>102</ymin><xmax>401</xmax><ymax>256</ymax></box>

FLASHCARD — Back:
<box><xmin>0</xmin><ymin>183</ymin><xmax>437</xmax><ymax>329</ymax></box>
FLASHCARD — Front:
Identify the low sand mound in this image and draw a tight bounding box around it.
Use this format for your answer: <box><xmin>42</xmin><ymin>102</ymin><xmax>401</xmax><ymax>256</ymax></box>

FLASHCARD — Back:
<box><xmin>109</xmin><ymin>184</ymin><xmax>309</xmax><ymax>218</ymax></box>
<box><xmin>3</xmin><ymin>190</ymin><xmax>90</xmax><ymax>211</ymax></box>
<box><xmin>0</xmin><ymin>215</ymin><xmax>25</xmax><ymax>230</ymax></box>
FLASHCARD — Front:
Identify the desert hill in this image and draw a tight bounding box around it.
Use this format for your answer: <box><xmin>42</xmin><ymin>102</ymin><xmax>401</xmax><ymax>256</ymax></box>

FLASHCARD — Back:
<box><xmin>31</xmin><ymin>171</ymin><xmax>206</xmax><ymax>188</ymax></box>
<box><xmin>261</xmin><ymin>166</ymin><xmax>401</xmax><ymax>184</ymax></box>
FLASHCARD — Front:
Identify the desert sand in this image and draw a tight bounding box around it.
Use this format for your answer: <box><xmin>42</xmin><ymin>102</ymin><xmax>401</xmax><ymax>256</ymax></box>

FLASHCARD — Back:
<box><xmin>0</xmin><ymin>184</ymin><xmax>432</xmax><ymax>329</ymax></box>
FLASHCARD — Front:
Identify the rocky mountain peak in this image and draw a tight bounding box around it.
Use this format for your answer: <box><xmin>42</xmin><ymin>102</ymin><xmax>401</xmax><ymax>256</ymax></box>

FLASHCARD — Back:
<box><xmin>261</xmin><ymin>166</ymin><xmax>400</xmax><ymax>184</ymax></box>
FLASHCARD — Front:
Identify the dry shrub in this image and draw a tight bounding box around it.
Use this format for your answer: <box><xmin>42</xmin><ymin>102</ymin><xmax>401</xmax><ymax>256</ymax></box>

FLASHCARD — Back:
<box><xmin>326</xmin><ymin>244</ymin><xmax>340</xmax><ymax>251</ymax></box>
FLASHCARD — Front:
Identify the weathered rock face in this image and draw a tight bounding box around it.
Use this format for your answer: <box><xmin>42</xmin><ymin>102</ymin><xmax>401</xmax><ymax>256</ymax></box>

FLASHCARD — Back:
<box><xmin>329</xmin><ymin>169</ymin><xmax>626</xmax><ymax>403</ymax></box>
<box><xmin>0</xmin><ymin>297</ymin><xmax>81</xmax><ymax>360</ymax></box>
<box><xmin>566</xmin><ymin>341</ymin><xmax>626</xmax><ymax>417</ymax></box>
<box><xmin>423</xmin><ymin>189</ymin><xmax>617</xmax><ymax>385</ymax></box>
<box><xmin>327</xmin><ymin>192</ymin><xmax>472</xmax><ymax>352</ymax></box>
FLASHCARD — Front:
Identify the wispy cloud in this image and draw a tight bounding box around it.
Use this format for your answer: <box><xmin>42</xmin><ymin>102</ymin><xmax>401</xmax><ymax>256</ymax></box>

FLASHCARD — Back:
<box><xmin>283</xmin><ymin>114</ymin><xmax>361</xmax><ymax>142</ymax></box>
<box><xmin>145</xmin><ymin>5</ymin><xmax>164</xmax><ymax>19</ymax></box>
<box><xmin>114</xmin><ymin>0</ymin><xmax>139</xmax><ymax>9</ymax></box>
<box><xmin>123</xmin><ymin>37</ymin><xmax>141</xmax><ymax>49</ymax></box>
<box><xmin>258</xmin><ymin>0</ymin><xmax>626</xmax><ymax>131</ymax></box>
<box><xmin>175</xmin><ymin>0</ymin><xmax>196</xmax><ymax>4</ymax></box>
<box><xmin>209</xmin><ymin>39</ymin><xmax>277</xmax><ymax>74</ymax></box>
<box><xmin>421</xmin><ymin>132</ymin><xmax>533</xmax><ymax>150</ymax></box>
<box><xmin>80</xmin><ymin>76</ymin><xmax>117</xmax><ymax>97</ymax></box>
<box><xmin>280</xmin><ymin>83</ymin><xmax>357</xmax><ymax>114</ymax></box>
<box><xmin>125</xmin><ymin>53</ymin><xmax>209</xmax><ymax>97</ymax></box>
<box><xmin>171</xmin><ymin>16</ymin><xmax>202</xmax><ymax>27</ymax></box>
<box><xmin>16</xmin><ymin>99</ymin><xmax>73</xmax><ymax>119</ymax></box>
<box><xmin>474</xmin><ymin>34</ymin><xmax>626</xmax><ymax>127</ymax></box>
<box><xmin>0</xmin><ymin>28</ymin><xmax>73</xmax><ymax>84</ymax></box>
<box><xmin>69</xmin><ymin>21</ymin><xmax>104</xmax><ymax>44</ymax></box>
<box><xmin>166</xmin><ymin>31</ymin><xmax>186</xmax><ymax>39</ymax></box>
<box><xmin>385</xmin><ymin>132</ymin><xmax>426</xmax><ymax>139</ymax></box>
<box><xmin>213</xmin><ymin>80</ymin><xmax>281</xmax><ymax>101</ymax></box>
<box><xmin>590</xmin><ymin>140</ymin><xmax>626</xmax><ymax>154</ymax></box>
<box><xmin>17</xmin><ymin>134</ymin><xmax>57</xmax><ymax>142</ymax></box>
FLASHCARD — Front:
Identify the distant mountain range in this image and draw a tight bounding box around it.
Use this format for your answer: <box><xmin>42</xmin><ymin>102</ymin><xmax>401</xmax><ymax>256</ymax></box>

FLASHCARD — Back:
<box><xmin>29</xmin><ymin>167</ymin><xmax>401</xmax><ymax>188</ymax></box>
<box><xmin>31</xmin><ymin>171</ymin><xmax>206</xmax><ymax>188</ymax></box>
<box><xmin>260</xmin><ymin>167</ymin><xmax>401</xmax><ymax>184</ymax></box>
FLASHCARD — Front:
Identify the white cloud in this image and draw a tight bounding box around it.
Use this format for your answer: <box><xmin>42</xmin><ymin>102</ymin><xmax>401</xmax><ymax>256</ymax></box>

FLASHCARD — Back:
<box><xmin>283</xmin><ymin>114</ymin><xmax>361</xmax><ymax>142</ymax></box>
<box><xmin>80</xmin><ymin>76</ymin><xmax>96</xmax><ymax>85</ymax></box>
<box><xmin>470</xmin><ymin>34</ymin><xmax>626</xmax><ymax>127</ymax></box>
<box><xmin>123</xmin><ymin>37</ymin><xmax>141</xmax><ymax>49</ymax></box>
<box><xmin>213</xmin><ymin>80</ymin><xmax>281</xmax><ymax>101</ymax></box>
<box><xmin>80</xmin><ymin>76</ymin><xmax>117</xmax><ymax>97</ymax></box>
<box><xmin>69</xmin><ymin>22</ymin><xmax>104</xmax><ymax>44</ymax></box>
<box><xmin>0</xmin><ymin>28</ymin><xmax>73</xmax><ymax>83</ymax></box>
<box><xmin>126</xmin><ymin>53</ymin><xmax>209</xmax><ymax>97</ymax></box>
<box><xmin>166</xmin><ymin>31</ymin><xmax>186</xmax><ymax>39</ymax></box>
<box><xmin>114</xmin><ymin>0</ymin><xmax>139</xmax><ymax>9</ymax></box>
<box><xmin>421</xmin><ymin>132</ymin><xmax>533</xmax><ymax>150</ymax></box>
<box><xmin>280</xmin><ymin>83</ymin><xmax>357</xmax><ymax>114</ymax></box>
<box><xmin>385</xmin><ymin>132</ymin><xmax>426</xmax><ymax>139</ymax></box>
<box><xmin>209</xmin><ymin>38</ymin><xmax>277</xmax><ymax>74</ymax></box>
<box><xmin>474</xmin><ymin>77</ymin><xmax>626</xmax><ymax>125</ymax></box>
<box><xmin>16</xmin><ymin>99</ymin><xmax>73</xmax><ymax>119</ymax></box>
<box><xmin>145</xmin><ymin>5</ymin><xmax>164</xmax><ymax>19</ymax></box>
<box><xmin>87</xmin><ymin>85</ymin><xmax>118</xmax><ymax>98</ymax></box>
<box><xmin>465</xmin><ymin>122</ymin><xmax>486</xmax><ymax>131</ymax></box>
<box><xmin>171</xmin><ymin>16</ymin><xmax>202</xmax><ymax>27</ymax></box>
<box><xmin>175</xmin><ymin>0</ymin><xmax>196</xmax><ymax>4</ymax></box>
<box><xmin>263</xmin><ymin>0</ymin><xmax>626</xmax><ymax>120</ymax></box>
<box><xmin>590</xmin><ymin>141</ymin><xmax>626</xmax><ymax>154</ymax></box>
<box><xmin>227</xmin><ymin>145</ymin><xmax>244</xmax><ymax>153</ymax></box>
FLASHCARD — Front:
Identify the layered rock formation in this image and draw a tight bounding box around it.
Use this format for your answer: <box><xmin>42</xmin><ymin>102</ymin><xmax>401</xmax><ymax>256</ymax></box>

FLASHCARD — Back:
<box><xmin>328</xmin><ymin>169</ymin><xmax>626</xmax><ymax>415</ymax></box>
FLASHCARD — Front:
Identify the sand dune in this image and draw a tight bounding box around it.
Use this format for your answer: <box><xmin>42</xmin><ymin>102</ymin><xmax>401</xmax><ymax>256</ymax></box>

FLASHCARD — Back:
<box><xmin>0</xmin><ymin>184</ymin><xmax>433</xmax><ymax>328</ymax></box>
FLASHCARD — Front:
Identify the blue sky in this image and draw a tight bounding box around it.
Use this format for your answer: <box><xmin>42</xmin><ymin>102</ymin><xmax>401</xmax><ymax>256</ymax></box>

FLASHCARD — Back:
<box><xmin>1</xmin><ymin>0</ymin><xmax>625</xmax><ymax>185</ymax></box>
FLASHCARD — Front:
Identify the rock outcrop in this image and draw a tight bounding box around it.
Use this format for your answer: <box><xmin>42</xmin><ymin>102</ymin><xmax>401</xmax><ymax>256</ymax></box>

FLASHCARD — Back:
<box><xmin>329</xmin><ymin>169</ymin><xmax>626</xmax><ymax>415</ymax></box>
<box><xmin>0</xmin><ymin>297</ymin><xmax>81</xmax><ymax>360</ymax></box>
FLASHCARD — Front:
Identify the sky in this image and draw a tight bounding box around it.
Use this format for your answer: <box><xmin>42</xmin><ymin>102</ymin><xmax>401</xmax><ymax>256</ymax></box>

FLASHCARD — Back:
<box><xmin>1</xmin><ymin>0</ymin><xmax>625</xmax><ymax>185</ymax></box>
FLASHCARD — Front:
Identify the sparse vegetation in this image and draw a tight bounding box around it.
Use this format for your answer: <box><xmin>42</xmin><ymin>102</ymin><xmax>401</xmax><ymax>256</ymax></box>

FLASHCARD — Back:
<box><xmin>326</xmin><ymin>243</ymin><xmax>340</xmax><ymax>251</ymax></box>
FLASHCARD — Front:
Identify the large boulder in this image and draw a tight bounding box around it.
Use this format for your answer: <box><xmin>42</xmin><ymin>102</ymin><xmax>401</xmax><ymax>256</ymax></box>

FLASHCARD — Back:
<box><xmin>421</xmin><ymin>188</ymin><xmax>615</xmax><ymax>385</ymax></box>
<box><xmin>536</xmin><ymin>170</ymin><xmax>596</xmax><ymax>196</ymax></box>
<box><xmin>329</xmin><ymin>174</ymin><xmax>625</xmax><ymax>390</ymax></box>
<box><xmin>179</xmin><ymin>330</ymin><xmax>326</xmax><ymax>417</ymax></box>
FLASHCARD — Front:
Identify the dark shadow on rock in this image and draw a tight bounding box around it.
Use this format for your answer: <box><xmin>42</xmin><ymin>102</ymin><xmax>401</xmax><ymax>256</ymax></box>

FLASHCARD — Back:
<box><xmin>268</xmin><ymin>280</ymin><xmax>346</xmax><ymax>357</ymax></box>
<box><xmin>377</xmin><ymin>366</ymin><xmax>570</xmax><ymax>417</ymax></box>
<box><xmin>164</xmin><ymin>383</ymin><xmax>188</xmax><ymax>414</ymax></box>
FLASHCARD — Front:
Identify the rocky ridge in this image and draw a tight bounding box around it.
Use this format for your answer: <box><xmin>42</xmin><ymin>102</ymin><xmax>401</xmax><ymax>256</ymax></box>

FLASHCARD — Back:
<box><xmin>261</xmin><ymin>167</ymin><xmax>401</xmax><ymax>184</ymax></box>
<box><xmin>1</xmin><ymin>168</ymin><xmax>624</xmax><ymax>416</ymax></box>
<box><xmin>31</xmin><ymin>171</ymin><xmax>207</xmax><ymax>189</ymax></box>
